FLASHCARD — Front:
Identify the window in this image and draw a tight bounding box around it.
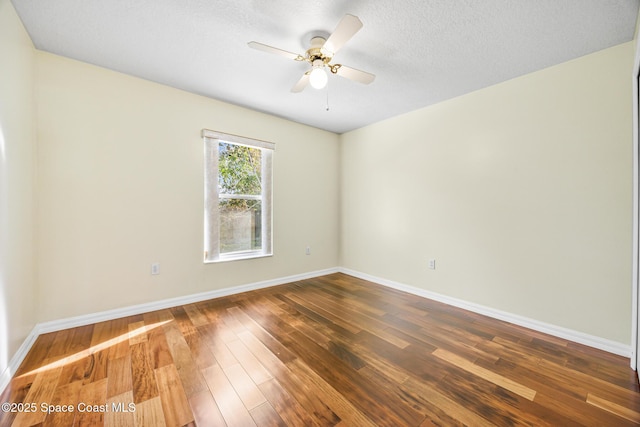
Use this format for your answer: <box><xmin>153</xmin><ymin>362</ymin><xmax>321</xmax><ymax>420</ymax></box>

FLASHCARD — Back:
<box><xmin>203</xmin><ymin>130</ymin><xmax>274</xmax><ymax>262</ymax></box>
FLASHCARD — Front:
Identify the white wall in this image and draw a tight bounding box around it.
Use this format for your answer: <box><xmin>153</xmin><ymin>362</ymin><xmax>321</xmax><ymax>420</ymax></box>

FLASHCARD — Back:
<box><xmin>35</xmin><ymin>52</ymin><xmax>340</xmax><ymax>322</ymax></box>
<box><xmin>0</xmin><ymin>0</ymin><xmax>36</xmax><ymax>375</ymax></box>
<box><xmin>341</xmin><ymin>42</ymin><xmax>634</xmax><ymax>345</ymax></box>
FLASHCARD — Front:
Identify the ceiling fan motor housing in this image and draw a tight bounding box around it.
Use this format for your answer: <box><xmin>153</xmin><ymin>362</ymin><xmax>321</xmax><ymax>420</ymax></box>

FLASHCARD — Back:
<box><xmin>307</xmin><ymin>36</ymin><xmax>331</xmax><ymax>64</ymax></box>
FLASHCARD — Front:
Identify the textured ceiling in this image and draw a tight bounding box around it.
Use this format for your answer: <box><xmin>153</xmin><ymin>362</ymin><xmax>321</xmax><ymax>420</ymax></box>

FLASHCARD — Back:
<box><xmin>11</xmin><ymin>0</ymin><xmax>640</xmax><ymax>134</ymax></box>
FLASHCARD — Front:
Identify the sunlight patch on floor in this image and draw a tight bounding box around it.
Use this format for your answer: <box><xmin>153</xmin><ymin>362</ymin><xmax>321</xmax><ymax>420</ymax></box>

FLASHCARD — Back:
<box><xmin>18</xmin><ymin>319</ymin><xmax>172</xmax><ymax>377</ymax></box>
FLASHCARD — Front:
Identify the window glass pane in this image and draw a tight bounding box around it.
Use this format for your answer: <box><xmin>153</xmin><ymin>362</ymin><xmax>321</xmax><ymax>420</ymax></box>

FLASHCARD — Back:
<box><xmin>219</xmin><ymin>199</ymin><xmax>262</xmax><ymax>253</ymax></box>
<box><xmin>218</xmin><ymin>142</ymin><xmax>262</xmax><ymax>196</ymax></box>
<box><xmin>203</xmin><ymin>131</ymin><xmax>273</xmax><ymax>263</ymax></box>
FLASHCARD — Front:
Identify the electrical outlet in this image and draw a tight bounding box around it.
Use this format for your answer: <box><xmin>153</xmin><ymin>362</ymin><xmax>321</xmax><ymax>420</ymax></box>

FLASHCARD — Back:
<box><xmin>305</xmin><ymin>246</ymin><xmax>311</xmax><ymax>255</ymax></box>
<box><xmin>151</xmin><ymin>263</ymin><xmax>160</xmax><ymax>275</ymax></box>
<box><xmin>428</xmin><ymin>259</ymin><xmax>436</xmax><ymax>270</ymax></box>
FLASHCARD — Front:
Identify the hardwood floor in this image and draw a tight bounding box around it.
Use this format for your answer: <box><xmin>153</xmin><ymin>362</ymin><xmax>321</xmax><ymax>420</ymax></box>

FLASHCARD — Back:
<box><xmin>2</xmin><ymin>273</ymin><xmax>640</xmax><ymax>426</ymax></box>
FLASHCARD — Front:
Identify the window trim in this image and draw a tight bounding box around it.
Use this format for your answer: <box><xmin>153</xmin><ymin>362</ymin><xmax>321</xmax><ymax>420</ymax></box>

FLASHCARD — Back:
<box><xmin>202</xmin><ymin>129</ymin><xmax>274</xmax><ymax>263</ymax></box>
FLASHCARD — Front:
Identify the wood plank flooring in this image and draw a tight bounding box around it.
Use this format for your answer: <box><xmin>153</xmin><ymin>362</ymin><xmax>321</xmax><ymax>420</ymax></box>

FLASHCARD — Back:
<box><xmin>2</xmin><ymin>273</ymin><xmax>640</xmax><ymax>426</ymax></box>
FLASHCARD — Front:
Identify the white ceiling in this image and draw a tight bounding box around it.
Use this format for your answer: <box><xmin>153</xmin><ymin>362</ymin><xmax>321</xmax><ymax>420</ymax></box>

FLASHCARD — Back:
<box><xmin>11</xmin><ymin>0</ymin><xmax>640</xmax><ymax>134</ymax></box>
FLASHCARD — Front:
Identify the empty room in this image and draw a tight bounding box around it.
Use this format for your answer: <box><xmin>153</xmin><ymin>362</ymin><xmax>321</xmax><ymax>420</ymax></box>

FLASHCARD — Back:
<box><xmin>2</xmin><ymin>0</ymin><xmax>640</xmax><ymax>425</ymax></box>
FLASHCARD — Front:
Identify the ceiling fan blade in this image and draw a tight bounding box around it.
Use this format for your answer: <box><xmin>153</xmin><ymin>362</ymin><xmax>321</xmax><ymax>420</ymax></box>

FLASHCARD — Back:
<box><xmin>322</xmin><ymin>14</ymin><xmax>363</xmax><ymax>56</ymax></box>
<box><xmin>291</xmin><ymin>73</ymin><xmax>310</xmax><ymax>93</ymax></box>
<box><xmin>248</xmin><ymin>41</ymin><xmax>304</xmax><ymax>61</ymax></box>
<box><xmin>335</xmin><ymin>65</ymin><xmax>375</xmax><ymax>85</ymax></box>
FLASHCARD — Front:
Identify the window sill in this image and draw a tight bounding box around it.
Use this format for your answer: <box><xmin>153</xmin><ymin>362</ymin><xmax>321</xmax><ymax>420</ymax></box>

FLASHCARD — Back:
<box><xmin>205</xmin><ymin>252</ymin><xmax>273</xmax><ymax>264</ymax></box>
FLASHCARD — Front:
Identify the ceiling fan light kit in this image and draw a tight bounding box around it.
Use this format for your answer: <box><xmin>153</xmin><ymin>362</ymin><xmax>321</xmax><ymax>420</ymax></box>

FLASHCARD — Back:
<box><xmin>248</xmin><ymin>14</ymin><xmax>375</xmax><ymax>93</ymax></box>
<box><xmin>309</xmin><ymin>62</ymin><xmax>328</xmax><ymax>89</ymax></box>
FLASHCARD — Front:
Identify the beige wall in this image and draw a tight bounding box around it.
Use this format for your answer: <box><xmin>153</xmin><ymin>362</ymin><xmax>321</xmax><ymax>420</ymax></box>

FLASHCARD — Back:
<box><xmin>35</xmin><ymin>52</ymin><xmax>340</xmax><ymax>322</ymax></box>
<box><xmin>0</xmin><ymin>0</ymin><xmax>36</xmax><ymax>371</ymax></box>
<box><xmin>340</xmin><ymin>42</ymin><xmax>634</xmax><ymax>344</ymax></box>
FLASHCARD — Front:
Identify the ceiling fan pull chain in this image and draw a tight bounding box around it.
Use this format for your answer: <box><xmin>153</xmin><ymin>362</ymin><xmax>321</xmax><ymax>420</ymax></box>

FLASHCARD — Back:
<box><xmin>325</xmin><ymin>85</ymin><xmax>330</xmax><ymax>111</ymax></box>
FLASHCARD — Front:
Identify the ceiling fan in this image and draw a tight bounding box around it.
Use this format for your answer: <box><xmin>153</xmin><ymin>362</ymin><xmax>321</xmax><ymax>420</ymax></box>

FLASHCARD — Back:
<box><xmin>248</xmin><ymin>14</ymin><xmax>375</xmax><ymax>93</ymax></box>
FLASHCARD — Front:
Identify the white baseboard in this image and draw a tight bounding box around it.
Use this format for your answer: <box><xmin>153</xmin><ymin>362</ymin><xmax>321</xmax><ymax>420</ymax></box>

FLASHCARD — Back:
<box><xmin>36</xmin><ymin>267</ymin><xmax>339</xmax><ymax>334</ymax></box>
<box><xmin>0</xmin><ymin>328</ymin><xmax>39</xmax><ymax>395</ymax></box>
<box><xmin>339</xmin><ymin>267</ymin><xmax>631</xmax><ymax>358</ymax></box>
<box><xmin>0</xmin><ymin>267</ymin><xmax>339</xmax><ymax>393</ymax></box>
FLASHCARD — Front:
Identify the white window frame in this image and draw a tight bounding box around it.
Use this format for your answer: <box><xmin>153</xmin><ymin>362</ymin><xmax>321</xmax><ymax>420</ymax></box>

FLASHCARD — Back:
<box><xmin>202</xmin><ymin>129</ymin><xmax>274</xmax><ymax>263</ymax></box>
